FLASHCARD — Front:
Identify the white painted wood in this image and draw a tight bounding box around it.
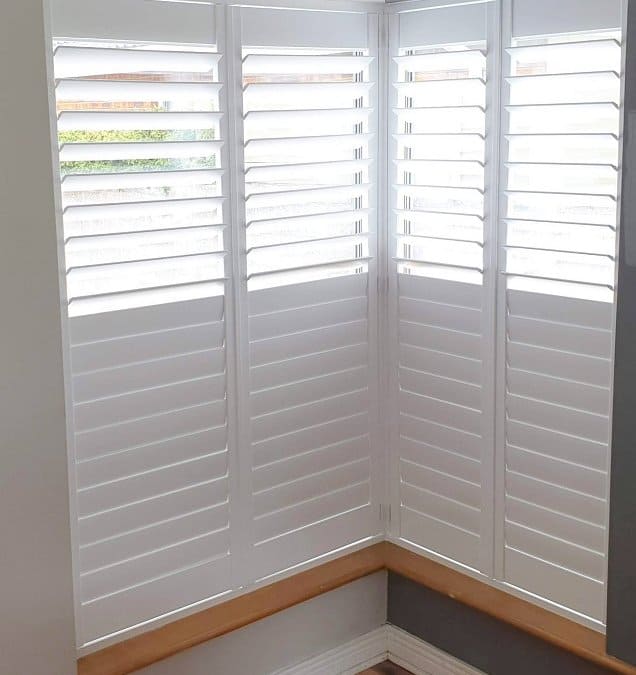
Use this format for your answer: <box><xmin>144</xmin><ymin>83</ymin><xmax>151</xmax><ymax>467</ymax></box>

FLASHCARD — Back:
<box><xmin>44</xmin><ymin>0</ymin><xmax>627</xmax><ymax>649</ymax></box>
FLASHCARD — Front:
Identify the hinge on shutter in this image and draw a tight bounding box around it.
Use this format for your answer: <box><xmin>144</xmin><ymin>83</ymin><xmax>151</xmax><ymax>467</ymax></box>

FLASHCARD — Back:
<box><xmin>379</xmin><ymin>503</ymin><xmax>392</xmax><ymax>525</ymax></box>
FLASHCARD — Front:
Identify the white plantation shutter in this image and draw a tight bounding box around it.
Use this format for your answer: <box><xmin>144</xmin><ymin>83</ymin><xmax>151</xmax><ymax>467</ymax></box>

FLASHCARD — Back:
<box><xmin>498</xmin><ymin>0</ymin><xmax>622</xmax><ymax>622</ymax></box>
<box><xmin>52</xmin><ymin>0</ymin><xmax>234</xmax><ymax>645</ymax></box>
<box><xmin>239</xmin><ymin>6</ymin><xmax>381</xmax><ymax>579</ymax></box>
<box><xmin>48</xmin><ymin>0</ymin><xmax>627</xmax><ymax>649</ymax></box>
<box><xmin>390</xmin><ymin>1</ymin><xmax>494</xmax><ymax>572</ymax></box>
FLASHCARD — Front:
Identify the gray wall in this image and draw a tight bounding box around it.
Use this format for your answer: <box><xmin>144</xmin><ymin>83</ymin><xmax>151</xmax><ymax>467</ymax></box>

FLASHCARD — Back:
<box><xmin>137</xmin><ymin>572</ymin><xmax>387</xmax><ymax>675</ymax></box>
<box><xmin>607</xmin><ymin>0</ymin><xmax>636</xmax><ymax>665</ymax></box>
<box><xmin>387</xmin><ymin>573</ymin><xmax>613</xmax><ymax>675</ymax></box>
<box><xmin>0</xmin><ymin>2</ymin><xmax>76</xmax><ymax>674</ymax></box>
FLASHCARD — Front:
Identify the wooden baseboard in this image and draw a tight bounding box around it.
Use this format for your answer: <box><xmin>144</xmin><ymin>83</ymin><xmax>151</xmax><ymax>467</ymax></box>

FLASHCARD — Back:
<box><xmin>77</xmin><ymin>541</ymin><xmax>636</xmax><ymax>675</ymax></box>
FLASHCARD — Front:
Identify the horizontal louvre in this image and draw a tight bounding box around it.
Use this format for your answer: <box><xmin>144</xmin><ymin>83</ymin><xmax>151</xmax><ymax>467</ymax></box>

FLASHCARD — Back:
<box><xmin>501</xmin><ymin>28</ymin><xmax>620</xmax><ymax>623</ymax></box>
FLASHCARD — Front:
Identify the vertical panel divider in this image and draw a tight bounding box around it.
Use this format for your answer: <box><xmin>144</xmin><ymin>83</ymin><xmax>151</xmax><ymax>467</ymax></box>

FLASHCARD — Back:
<box><xmin>43</xmin><ymin>0</ymin><xmax>84</xmax><ymax>645</ymax></box>
<box><xmin>367</xmin><ymin>10</ymin><xmax>385</xmax><ymax>534</ymax></box>
<box><xmin>386</xmin><ymin>10</ymin><xmax>402</xmax><ymax>540</ymax></box>
<box><xmin>481</xmin><ymin>0</ymin><xmax>503</xmax><ymax>578</ymax></box>
<box><xmin>219</xmin><ymin>4</ymin><xmax>253</xmax><ymax>590</ymax></box>
<box><xmin>493</xmin><ymin>0</ymin><xmax>513</xmax><ymax>581</ymax></box>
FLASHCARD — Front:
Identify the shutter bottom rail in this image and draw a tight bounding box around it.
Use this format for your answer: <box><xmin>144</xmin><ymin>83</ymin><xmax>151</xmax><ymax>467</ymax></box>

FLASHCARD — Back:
<box><xmin>77</xmin><ymin>542</ymin><xmax>636</xmax><ymax>675</ymax></box>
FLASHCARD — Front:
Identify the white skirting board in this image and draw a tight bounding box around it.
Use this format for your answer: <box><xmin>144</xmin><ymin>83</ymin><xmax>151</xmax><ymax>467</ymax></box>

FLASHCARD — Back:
<box><xmin>273</xmin><ymin>625</ymin><xmax>484</xmax><ymax>675</ymax></box>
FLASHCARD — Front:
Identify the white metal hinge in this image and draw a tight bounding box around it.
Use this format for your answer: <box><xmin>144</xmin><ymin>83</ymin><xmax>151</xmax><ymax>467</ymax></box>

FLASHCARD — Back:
<box><xmin>379</xmin><ymin>503</ymin><xmax>392</xmax><ymax>525</ymax></box>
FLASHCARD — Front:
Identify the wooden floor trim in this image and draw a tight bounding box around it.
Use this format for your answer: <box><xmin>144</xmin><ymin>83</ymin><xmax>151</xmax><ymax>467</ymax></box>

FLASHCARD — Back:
<box><xmin>77</xmin><ymin>541</ymin><xmax>636</xmax><ymax>675</ymax></box>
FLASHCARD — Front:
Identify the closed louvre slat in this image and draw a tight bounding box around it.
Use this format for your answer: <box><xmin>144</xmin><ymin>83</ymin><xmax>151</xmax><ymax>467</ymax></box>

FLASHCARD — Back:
<box><xmin>80</xmin><ymin>526</ymin><xmax>230</xmax><ymax>602</ymax></box>
<box><xmin>399</xmin><ymin>320</ymin><xmax>482</xmax><ymax>359</ymax></box>
<box><xmin>400</xmin><ymin>436</ymin><xmax>481</xmax><ymax>485</ymax></box>
<box><xmin>400</xmin><ymin>390</ymin><xmax>482</xmax><ymax>436</ymax></box>
<box><xmin>400</xmin><ymin>344</ymin><xmax>482</xmax><ymax>385</ymax></box>
<box><xmin>52</xmin><ymin>12</ymin><xmax>234</xmax><ymax>646</ymax></box>
<box><xmin>506</xmin><ymin>496</ymin><xmax>605</xmax><ymax>553</ymax></box>
<box><xmin>73</xmin><ymin>348</ymin><xmax>226</xmax><ymax>401</ymax></box>
<box><xmin>401</xmin><ymin>458</ymin><xmax>481</xmax><ymax>509</ymax></box>
<box><xmin>505</xmin><ymin>521</ymin><xmax>604</xmax><ymax>580</ymax></box>
<box><xmin>78</xmin><ymin>475</ymin><xmax>229</xmax><ymax>546</ymax></box>
<box><xmin>253</xmin><ymin>436</ymin><xmax>369</xmax><ymax>493</ymax></box>
<box><xmin>251</xmin><ymin>319</ymin><xmax>368</xmax><ymax>366</ymax></box>
<box><xmin>400</xmin><ymin>414</ymin><xmax>482</xmax><ymax>462</ymax></box>
<box><xmin>254</xmin><ymin>481</ymin><xmax>370</xmax><ymax>544</ymax></box>
<box><xmin>77</xmin><ymin>451</ymin><xmax>228</xmax><ymax>517</ymax></box>
<box><xmin>76</xmin><ymin>425</ymin><xmax>228</xmax><ymax>487</ymax></box>
<box><xmin>254</xmin><ymin>458</ymin><xmax>369</xmax><ymax>517</ymax></box>
<box><xmin>253</xmin><ymin>412</ymin><xmax>369</xmax><ymax>468</ymax></box>
<box><xmin>401</xmin><ymin>482</ymin><xmax>481</xmax><ymax>535</ymax></box>
<box><xmin>506</xmin><ymin>445</ymin><xmax>606</xmax><ymax>499</ymax></box>
<box><xmin>79</xmin><ymin>501</ymin><xmax>230</xmax><ymax>573</ymax></box>
<box><xmin>251</xmin><ymin>367</ymin><xmax>367</xmax><ymax>417</ymax></box>
<box><xmin>71</xmin><ymin>320</ymin><xmax>224</xmax><ymax>372</ymax></box>
<box><xmin>400</xmin><ymin>367</ymin><xmax>482</xmax><ymax>409</ymax></box>
<box><xmin>503</xmin><ymin>547</ymin><xmax>604</xmax><ymax>620</ymax></box>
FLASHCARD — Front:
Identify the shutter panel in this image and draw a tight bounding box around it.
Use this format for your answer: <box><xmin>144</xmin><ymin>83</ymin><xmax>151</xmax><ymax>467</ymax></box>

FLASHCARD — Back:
<box><xmin>391</xmin><ymin>1</ymin><xmax>493</xmax><ymax>572</ymax></box>
<box><xmin>500</xmin><ymin>1</ymin><xmax>621</xmax><ymax>622</ymax></box>
<box><xmin>52</xmin><ymin>0</ymin><xmax>234</xmax><ymax>645</ymax></box>
<box><xmin>240</xmin><ymin>7</ymin><xmax>380</xmax><ymax>579</ymax></box>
